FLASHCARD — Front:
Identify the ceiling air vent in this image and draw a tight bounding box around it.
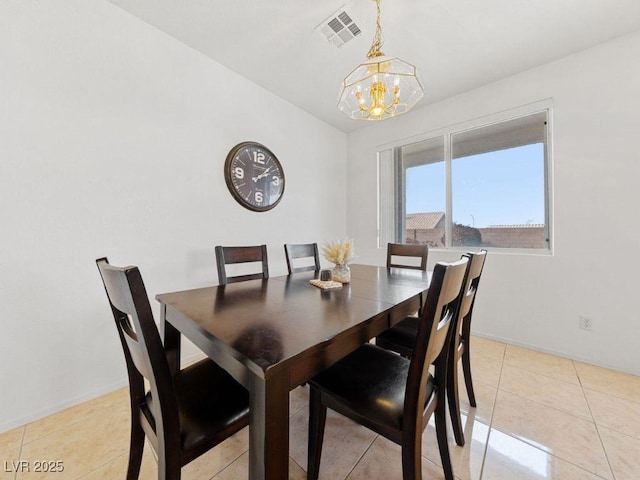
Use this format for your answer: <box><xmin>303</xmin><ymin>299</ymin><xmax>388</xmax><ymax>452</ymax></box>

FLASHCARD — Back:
<box><xmin>316</xmin><ymin>7</ymin><xmax>362</xmax><ymax>48</ymax></box>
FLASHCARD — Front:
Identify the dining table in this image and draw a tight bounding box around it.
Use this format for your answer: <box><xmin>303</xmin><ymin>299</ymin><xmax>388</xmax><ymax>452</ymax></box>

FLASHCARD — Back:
<box><xmin>156</xmin><ymin>263</ymin><xmax>431</xmax><ymax>480</ymax></box>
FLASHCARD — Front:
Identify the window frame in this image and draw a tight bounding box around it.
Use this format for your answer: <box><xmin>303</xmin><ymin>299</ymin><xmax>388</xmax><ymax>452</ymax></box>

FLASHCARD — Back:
<box><xmin>377</xmin><ymin>101</ymin><xmax>554</xmax><ymax>254</ymax></box>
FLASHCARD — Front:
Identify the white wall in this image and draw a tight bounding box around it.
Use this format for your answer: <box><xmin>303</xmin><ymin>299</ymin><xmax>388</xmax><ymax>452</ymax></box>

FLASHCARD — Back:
<box><xmin>347</xmin><ymin>31</ymin><xmax>640</xmax><ymax>376</ymax></box>
<box><xmin>0</xmin><ymin>0</ymin><xmax>346</xmax><ymax>432</ymax></box>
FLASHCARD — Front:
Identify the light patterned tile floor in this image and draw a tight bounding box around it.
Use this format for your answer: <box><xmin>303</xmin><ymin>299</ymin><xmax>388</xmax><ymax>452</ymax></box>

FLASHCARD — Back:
<box><xmin>2</xmin><ymin>335</ymin><xmax>639</xmax><ymax>479</ymax></box>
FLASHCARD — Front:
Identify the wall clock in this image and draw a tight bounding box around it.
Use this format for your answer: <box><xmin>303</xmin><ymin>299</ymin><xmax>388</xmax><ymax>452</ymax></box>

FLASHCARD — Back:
<box><xmin>224</xmin><ymin>142</ymin><xmax>285</xmax><ymax>212</ymax></box>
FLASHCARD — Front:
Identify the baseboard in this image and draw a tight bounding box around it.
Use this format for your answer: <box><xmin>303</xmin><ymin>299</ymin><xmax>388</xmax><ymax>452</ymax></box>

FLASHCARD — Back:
<box><xmin>473</xmin><ymin>331</ymin><xmax>639</xmax><ymax>377</ymax></box>
<box><xmin>0</xmin><ymin>378</ymin><xmax>128</xmax><ymax>434</ymax></box>
<box><xmin>0</xmin><ymin>351</ymin><xmax>207</xmax><ymax>434</ymax></box>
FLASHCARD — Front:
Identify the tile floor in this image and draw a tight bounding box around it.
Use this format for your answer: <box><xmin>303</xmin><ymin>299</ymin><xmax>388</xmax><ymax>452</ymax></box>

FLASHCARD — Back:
<box><xmin>2</xmin><ymin>336</ymin><xmax>640</xmax><ymax>479</ymax></box>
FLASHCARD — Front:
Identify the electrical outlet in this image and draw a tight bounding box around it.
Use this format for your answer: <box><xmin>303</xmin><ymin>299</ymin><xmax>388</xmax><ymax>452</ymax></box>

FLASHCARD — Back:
<box><xmin>579</xmin><ymin>316</ymin><xmax>593</xmax><ymax>331</ymax></box>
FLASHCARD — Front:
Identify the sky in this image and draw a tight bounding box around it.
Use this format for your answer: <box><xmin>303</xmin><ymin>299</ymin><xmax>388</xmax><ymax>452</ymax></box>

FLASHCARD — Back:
<box><xmin>405</xmin><ymin>143</ymin><xmax>545</xmax><ymax>228</ymax></box>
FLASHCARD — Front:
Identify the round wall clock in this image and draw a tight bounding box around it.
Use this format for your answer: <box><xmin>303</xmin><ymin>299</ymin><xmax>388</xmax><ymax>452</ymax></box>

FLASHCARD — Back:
<box><xmin>224</xmin><ymin>142</ymin><xmax>285</xmax><ymax>212</ymax></box>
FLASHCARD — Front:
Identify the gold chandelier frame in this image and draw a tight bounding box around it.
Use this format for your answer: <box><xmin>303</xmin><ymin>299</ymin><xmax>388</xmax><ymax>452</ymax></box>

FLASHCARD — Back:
<box><xmin>337</xmin><ymin>0</ymin><xmax>424</xmax><ymax>121</ymax></box>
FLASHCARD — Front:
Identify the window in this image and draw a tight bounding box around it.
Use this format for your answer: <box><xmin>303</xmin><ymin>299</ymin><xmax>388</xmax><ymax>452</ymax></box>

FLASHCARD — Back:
<box><xmin>379</xmin><ymin>110</ymin><xmax>550</xmax><ymax>250</ymax></box>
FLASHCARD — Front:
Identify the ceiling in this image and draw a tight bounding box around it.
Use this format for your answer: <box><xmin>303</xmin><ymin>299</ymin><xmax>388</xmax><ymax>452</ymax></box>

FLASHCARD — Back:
<box><xmin>106</xmin><ymin>0</ymin><xmax>640</xmax><ymax>133</ymax></box>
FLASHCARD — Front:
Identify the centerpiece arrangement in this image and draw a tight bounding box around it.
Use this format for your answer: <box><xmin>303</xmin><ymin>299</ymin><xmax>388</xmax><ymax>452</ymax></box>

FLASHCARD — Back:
<box><xmin>322</xmin><ymin>238</ymin><xmax>355</xmax><ymax>283</ymax></box>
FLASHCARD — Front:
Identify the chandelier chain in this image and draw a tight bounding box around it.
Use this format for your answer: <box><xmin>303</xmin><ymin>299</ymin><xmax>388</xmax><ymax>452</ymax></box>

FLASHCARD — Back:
<box><xmin>366</xmin><ymin>0</ymin><xmax>385</xmax><ymax>59</ymax></box>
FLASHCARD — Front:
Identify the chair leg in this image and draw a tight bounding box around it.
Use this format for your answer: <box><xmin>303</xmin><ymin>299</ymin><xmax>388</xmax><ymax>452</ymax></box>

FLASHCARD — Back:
<box><xmin>401</xmin><ymin>435</ymin><xmax>422</xmax><ymax>480</ymax></box>
<box><xmin>126</xmin><ymin>417</ymin><xmax>145</xmax><ymax>480</ymax></box>
<box><xmin>461</xmin><ymin>341</ymin><xmax>476</xmax><ymax>407</ymax></box>
<box><xmin>156</xmin><ymin>438</ymin><xmax>182</xmax><ymax>480</ymax></box>
<box><xmin>157</xmin><ymin>455</ymin><xmax>181</xmax><ymax>480</ymax></box>
<box><xmin>447</xmin><ymin>356</ymin><xmax>465</xmax><ymax>447</ymax></box>
<box><xmin>435</xmin><ymin>397</ymin><xmax>454</xmax><ymax>480</ymax></box>
<box><xmin>307</xmin><ymin>387</ymin><xmax>327</xmax><ymax>480</ymax></box>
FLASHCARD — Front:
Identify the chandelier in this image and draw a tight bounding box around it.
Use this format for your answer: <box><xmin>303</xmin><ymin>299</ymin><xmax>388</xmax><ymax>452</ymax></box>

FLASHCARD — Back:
<box><xmin>337</xmin><ymin>0</ymin><xmax>424</xmax><ymax>121</ymax></box>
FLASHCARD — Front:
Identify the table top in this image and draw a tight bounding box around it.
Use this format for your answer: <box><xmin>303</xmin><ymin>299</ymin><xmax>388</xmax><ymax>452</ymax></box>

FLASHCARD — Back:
<box><xmin>156</xmin><ymin>264</ymin><xmax>430</xmax><ymax>379</ymax></box>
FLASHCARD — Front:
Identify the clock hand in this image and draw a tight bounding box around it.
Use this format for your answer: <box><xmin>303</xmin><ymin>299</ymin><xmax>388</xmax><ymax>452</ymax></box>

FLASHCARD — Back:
<box><xmin>259</xmin><ymin>166</ymin><xmax>272</xmax><ymax>179</ymax></box>
<box><xmin>252</xmin><ymin>167</ymin><xmax>272</xmax><ymax>182</ymax></box>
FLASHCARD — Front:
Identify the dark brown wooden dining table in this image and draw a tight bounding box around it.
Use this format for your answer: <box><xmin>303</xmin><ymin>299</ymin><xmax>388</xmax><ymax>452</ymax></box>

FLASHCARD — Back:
<box><xmin>156</xmin><ymin>263</ymin><xmax>431</xmax><ymax>480</ymax></box>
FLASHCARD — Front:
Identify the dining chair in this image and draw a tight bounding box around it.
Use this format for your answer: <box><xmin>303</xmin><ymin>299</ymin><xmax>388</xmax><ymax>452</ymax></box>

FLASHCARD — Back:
<box><xmin>307</xmin><ymin>258</ymin><xmax>469</xmax><ymax>480</ymax></box>
<box><xmin>215</xmin><ymin>244</ymin><xmax>269</xmax><ymax>285</ymax></box>
<box><xmin>284</xmin><ymin>243</ymin><xmax>321</xmax><ymax>274</ymax></box>
<box><xmin>386</xmin><ymin>243</ymin><xmax>429</xmax><ymax>271</ymax></box>
<box><xmin>386</xmin><ymin>243</ymin><xmax>429</xmax><ymax>317</ymax></box>
<box><xmin>375</xmin><ymin>250</ymin><xmax>487</xmax><ymax>446</ymax></box>
<box><xmin>96</xmin><ymin>258</ymin><xmax>250</xmax><ymax>480</ymax></box>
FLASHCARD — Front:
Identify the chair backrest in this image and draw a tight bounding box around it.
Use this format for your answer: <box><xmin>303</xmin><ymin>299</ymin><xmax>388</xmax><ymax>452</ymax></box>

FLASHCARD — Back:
<box><xmin>284</xmin><ymin>243</ymin><xmax>321</xmax><ymax>274</ymax></box>
<box><xmin>404</xmin><ymin>257</ymin><xmax>468</xmax><ymax>425</ymax></box>
<box><xmin>454</xmin><ymin>250</ymin><xmax>487</xmax><ymax>347</ymax></box>
<box><xmin>215</xmin><ymin>245</ymin><xmax>269</xmax><ymax>285</ymax></box>
<box><xmin>386</xmin><ymin>243</ymin><xmax>429</xmax><ymax>271</ymax></box>
<box><xmin>96</xmin><ymin>258</ymin><xmax>179</xmax><ymax>440</ymax></box>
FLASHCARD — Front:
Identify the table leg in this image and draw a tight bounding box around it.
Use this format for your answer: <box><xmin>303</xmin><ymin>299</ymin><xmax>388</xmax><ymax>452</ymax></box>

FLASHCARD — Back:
<box><xmin>159</xmin><ymin>303</ymin><xmax>181</xmax><ymax>375</ymax></box>
<box><xmin>249</xmin><ymin>372</ymin><xmax>290</xmax><ymax>480</ymax></box>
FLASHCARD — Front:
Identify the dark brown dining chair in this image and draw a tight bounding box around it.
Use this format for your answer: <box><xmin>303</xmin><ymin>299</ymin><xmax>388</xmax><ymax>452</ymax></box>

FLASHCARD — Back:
<box><xmin>386</xmin><ymin>243</ymin><xmax>429</xmax><ymax>317</ymax></box>
<box><xmin>307</xmin><ymin>258</ymin><xmax>469</xmax><ymax>480</ymax></box>
<box><xmin>96</xmin><ymin>258</ymin><xmax>250</xmax><ymax>480</ymax></box>
<box><xmin>215</xmin><ymin>244</ymin><xmax>269</xmax><ymax>285</ymax></box>
<box><xmin>376</xmin><ymin>250</ymin><xmax>487</xmax><ymax>446</ymax></box>
<box><xmin>386</xmin><ymin>243</ymin><xmax>429</xmax><ymax>271</ymax></box>
<box><xmin>284</xmin><ymin>243</ymin><xmax>321</xmax><ymax>274</ymax></box>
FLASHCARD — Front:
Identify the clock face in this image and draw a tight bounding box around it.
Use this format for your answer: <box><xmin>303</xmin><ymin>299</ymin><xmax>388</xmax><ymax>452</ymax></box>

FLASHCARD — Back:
<box><xmin>224</xmin><ymin>142</ymin><xmax>285</xmax><ymax>212</ymax></box>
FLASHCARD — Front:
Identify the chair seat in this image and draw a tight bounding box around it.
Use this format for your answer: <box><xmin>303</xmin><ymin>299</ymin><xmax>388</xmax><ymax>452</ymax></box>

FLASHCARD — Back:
<box><xmin>309</xmin><ymin>344</ymin><xmax>434</xmax><ymax>431</ymax></box>
<box><xmin>376</xmin><ymin>316</ymin><xmax>420</xmax><ymax>356</ymax></box>
<box><xmin>144</xmin><ymin>358</ymin><xmax>249</xmax><ymax>451</ymax></box>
